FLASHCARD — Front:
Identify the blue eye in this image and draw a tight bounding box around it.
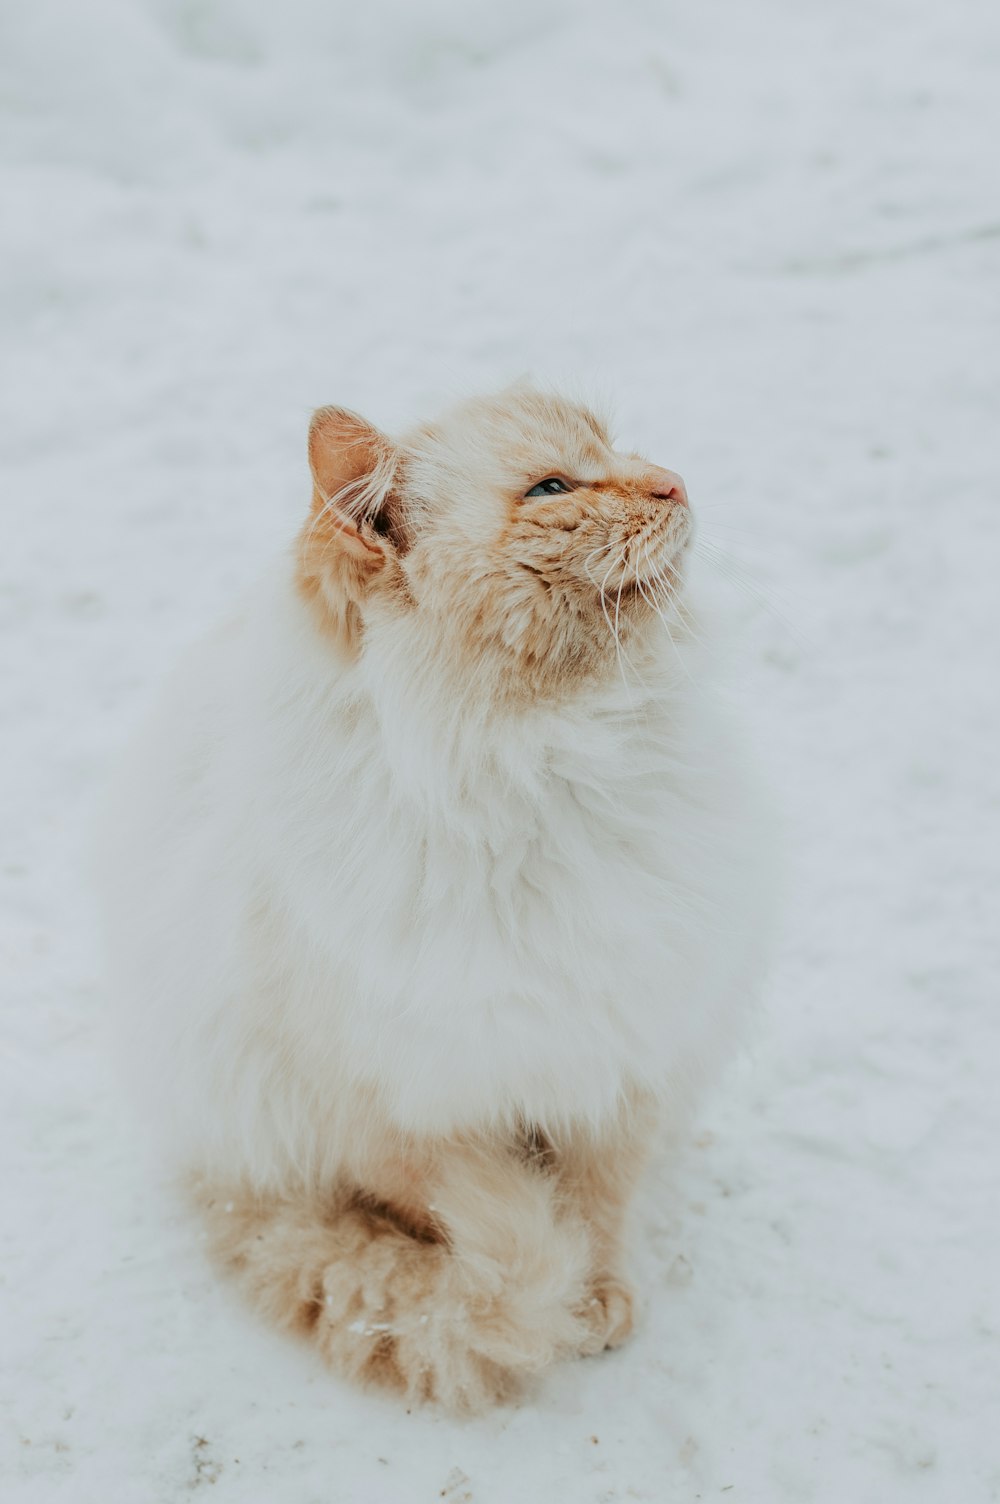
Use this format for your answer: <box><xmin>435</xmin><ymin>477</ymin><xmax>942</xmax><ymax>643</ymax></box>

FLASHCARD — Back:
<box><xmin>526</xmin><ymin>477</ymin><xmax>573</xmax><ymax>497</ymax></box>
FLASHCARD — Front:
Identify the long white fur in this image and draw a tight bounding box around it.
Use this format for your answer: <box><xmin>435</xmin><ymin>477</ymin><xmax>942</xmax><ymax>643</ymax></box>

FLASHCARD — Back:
<box><xmin>97</xmin><ymin>400</ymin><xmax>773</xmax><ymax>1194</ymax></box>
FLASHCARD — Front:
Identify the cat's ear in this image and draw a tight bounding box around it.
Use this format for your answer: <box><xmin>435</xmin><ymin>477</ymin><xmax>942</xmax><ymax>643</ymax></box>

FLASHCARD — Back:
<box><xmin>297</xmin><ymin>406</ymin><xmax>408</xmax><ymax>653</ymax></box>
<box><xmin>307</xmin><ymin>406</ymin><xmax>408</xmax><ymax>556</ymax></box>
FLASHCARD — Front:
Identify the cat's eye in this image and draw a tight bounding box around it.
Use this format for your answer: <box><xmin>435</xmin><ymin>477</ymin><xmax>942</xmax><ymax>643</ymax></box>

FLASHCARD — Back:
<box><xmin>525</xmin><ymin>477</ymin><xmax>574</xmax><ymax>498</ymax></box>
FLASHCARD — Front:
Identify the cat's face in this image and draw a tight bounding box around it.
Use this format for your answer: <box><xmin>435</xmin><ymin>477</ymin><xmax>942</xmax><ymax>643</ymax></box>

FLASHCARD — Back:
<box><xmin>297</xmin><ymin>387</ymin><xmax>692</xmax><ymax>699</ymax></box>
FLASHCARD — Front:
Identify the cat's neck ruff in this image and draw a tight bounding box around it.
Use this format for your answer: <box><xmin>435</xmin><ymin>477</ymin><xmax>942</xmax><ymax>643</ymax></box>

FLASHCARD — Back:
<box><xmin>301</xmin><ymin>594</ymin><xmax>706</xmax><ymax>827</ymax></box>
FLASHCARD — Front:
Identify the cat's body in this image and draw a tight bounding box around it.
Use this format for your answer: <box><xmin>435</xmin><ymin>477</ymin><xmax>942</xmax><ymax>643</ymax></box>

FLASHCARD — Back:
<box><xmin>99</xmin><ymin>388</ymin><xmax>773</xmax><ymax>1410</ymax></box>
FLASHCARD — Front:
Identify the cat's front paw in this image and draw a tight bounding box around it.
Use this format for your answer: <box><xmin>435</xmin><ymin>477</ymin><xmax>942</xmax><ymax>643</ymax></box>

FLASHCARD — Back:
<box><xmin>578</xmin><ymin>1276</ymin><xmax>636</xmax><ymax>1356</ymax></box>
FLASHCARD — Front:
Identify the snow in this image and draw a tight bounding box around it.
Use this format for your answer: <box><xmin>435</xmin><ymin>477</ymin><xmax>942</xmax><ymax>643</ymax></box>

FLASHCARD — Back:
<box><xmin>2</xmin><ymin>0</ymin><xmax>998</xmax><ymax>1498</ymax></box>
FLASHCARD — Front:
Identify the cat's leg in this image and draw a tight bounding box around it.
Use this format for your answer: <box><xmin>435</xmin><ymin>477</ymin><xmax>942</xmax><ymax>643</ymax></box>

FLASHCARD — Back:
<box><xmin>194</xmin><ymin>1134</ymin><xmax>592</xmax><ymax>1413</ymax></box>
<box><xmin>550</xmin><ymin>1091</ymin><xmax>659</xmax><ymax>1354</ymax></box>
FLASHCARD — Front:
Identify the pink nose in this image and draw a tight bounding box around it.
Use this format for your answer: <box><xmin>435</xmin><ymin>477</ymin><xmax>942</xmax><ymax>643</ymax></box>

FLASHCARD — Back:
<box><xmin>647</xmin><ymin>465</ymin><xmax>688</xmax><ymax>506</ymax></box>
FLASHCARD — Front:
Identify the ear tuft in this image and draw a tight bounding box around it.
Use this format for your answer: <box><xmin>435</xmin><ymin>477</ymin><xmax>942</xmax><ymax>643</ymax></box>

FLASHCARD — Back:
<box><xmin>297</xmin><ymin>406</ymin><xmax>408</xmax><ymax>653</ymax></box>
<box><xmin>307</xmin><ymin>406</ymin><xmax>408</xmax><ymax>550</ymax></box>
<box><xmin>309</xmin><ymin>407</ymin><xmax>386</xmax><ymax>504</ymax></box>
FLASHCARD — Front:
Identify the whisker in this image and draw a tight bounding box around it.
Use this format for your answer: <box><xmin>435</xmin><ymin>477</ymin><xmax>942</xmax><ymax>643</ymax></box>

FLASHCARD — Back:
<box><xmin>644</xmin><ymin>549</ymin><xmax>714</xmax><ymax>658</ymax></box>
<box><xmin>598</xmin><ymin>545</ymin><xmax>640</xmax><ymax>698</ymax></box>
<box><xmin>641</xmin><ymin>542</ymin><xmax>698</xmax><ymax>686</ymax></box>
<box><xmin>613</xmin><ymin>556</ymin><xmax>634</xmax><ymax>688</ymax></box>
<box><xmin>581</xmin><ymin>537</ymin><xmax>621</xmax><ymax>582</ymax></box>
<box><xmin>694</xmin><ymin>538</ymin><xmax>805</xmax><ymax>647</ymax></box>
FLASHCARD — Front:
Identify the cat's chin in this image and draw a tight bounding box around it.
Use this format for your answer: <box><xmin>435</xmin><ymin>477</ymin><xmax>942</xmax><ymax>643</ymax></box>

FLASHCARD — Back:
<box><xmin>595</xmin><ymin>534</ymin><xmax>689</xmax><ymax>603</ymax></box>
<box><xmin>632</xmin><ymin>549</ymin><xmax>688</xmax><ymax>601</ymax></box>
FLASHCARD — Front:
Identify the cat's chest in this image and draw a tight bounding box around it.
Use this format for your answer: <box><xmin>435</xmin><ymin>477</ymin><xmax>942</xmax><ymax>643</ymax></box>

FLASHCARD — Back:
<box><xmin>311</xmin><ymin>757</ymin><xmax>677</xmax><ymax>1004</ymax></box>
<box><xmin>268</xmin><ymin>678</ymin><xmax>702</xmax><ymax>1006</ymax></box>
<box><xmin>270</xmin><ymin>703</ymin><xmax>731</xmax><ymax>1130</ymax></box>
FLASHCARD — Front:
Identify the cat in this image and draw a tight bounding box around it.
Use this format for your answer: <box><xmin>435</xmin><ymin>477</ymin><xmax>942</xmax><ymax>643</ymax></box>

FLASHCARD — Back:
<box><xmin>97</xmin><ymin>384</ymin><xmax>774</xmax><ymax>1413</ymax></box>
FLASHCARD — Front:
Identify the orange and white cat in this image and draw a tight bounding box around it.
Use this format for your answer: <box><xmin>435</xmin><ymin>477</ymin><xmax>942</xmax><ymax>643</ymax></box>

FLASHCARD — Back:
<box><xmin>98</xmin><ymin>386</ymin><xmax>773</xmax><ymax>1412</ymax></box>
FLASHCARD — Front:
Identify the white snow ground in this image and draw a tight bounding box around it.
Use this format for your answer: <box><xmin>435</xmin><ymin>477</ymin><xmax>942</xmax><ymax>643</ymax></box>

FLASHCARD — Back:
<box><xmin>2</xmin><ymin>0</ymin><xmax>998</xmax><ymax>1499</ymax></box>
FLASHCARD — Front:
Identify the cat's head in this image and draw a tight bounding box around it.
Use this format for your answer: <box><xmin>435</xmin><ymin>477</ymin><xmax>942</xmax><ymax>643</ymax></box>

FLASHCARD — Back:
<box><xmin>296</xmin><ymin>386</ymin><xmax>692</xmax><ymax>700</ymax></box>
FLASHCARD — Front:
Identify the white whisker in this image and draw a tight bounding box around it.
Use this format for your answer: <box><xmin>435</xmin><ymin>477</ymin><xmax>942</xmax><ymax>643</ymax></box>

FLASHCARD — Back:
<box><xmin>694</xmin><ymin>538</ymin><xmax>805</xmax><ymax>647</ymax></box>
<box><xmin>598</xmin><ymin>545</ymin><xmax>638</xmax><ymax>697</ymax></box>
<box><xmin>640</xmin><ymin>542</ymin><xmax>698</xmax><ymax>685</ymax></box>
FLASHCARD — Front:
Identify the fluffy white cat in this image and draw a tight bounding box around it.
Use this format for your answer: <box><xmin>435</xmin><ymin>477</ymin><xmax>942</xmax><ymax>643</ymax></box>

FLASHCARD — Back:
<box><xmin>98</xmin><ymin>386</ymin><xmax>773</xmax><ymax>1410</ymax></box>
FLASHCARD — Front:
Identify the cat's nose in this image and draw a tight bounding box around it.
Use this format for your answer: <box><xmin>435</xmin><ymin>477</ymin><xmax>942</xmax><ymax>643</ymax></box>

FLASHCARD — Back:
<box><xmin>647</xmin><ymin>466</ymin><xmax>688</xmax><ymax>507</ymax></box>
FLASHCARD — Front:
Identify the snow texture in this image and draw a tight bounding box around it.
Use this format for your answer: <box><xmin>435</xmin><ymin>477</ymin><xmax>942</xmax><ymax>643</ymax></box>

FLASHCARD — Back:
<box><xmin>1</xmin><ymin>0</ymin><xmax>997</xmax><ymax>1499</ymax></box>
